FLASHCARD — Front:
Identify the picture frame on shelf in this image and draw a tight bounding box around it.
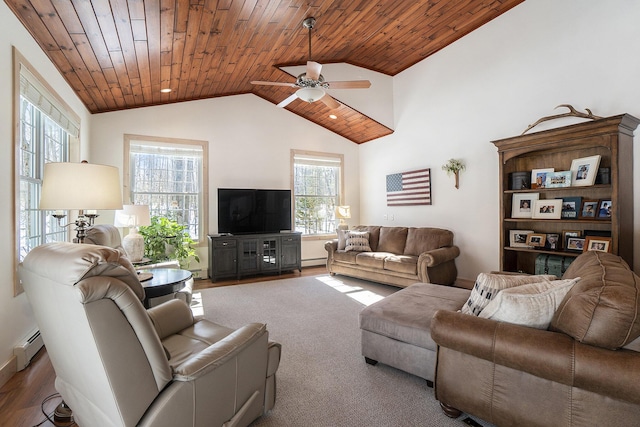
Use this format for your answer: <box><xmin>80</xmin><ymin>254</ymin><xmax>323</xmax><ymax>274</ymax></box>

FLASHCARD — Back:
<box><xmin>580</xmin><ymin>200</ymin><xmax>599</xmax><ymax>218</ymax></box>
<box><xmin>511</xmin><ymin>193</ymin><xmax>540</xmax><ymax>218</ymax></box>
<box><xmin>526</xmin><ymin>233</ymin><xmax>546</xmax><ymax>248</ymax></box>
<box><xmin>584</xmin><ymin>236</ymin><xmax>612</xmax><ymax>253</ymax></box>
<box><xmin>545</xmin><ymin>171</ymin><xmax>572</xmax><ymax>188</ymax></box>
<box><xmin>532</xmin><ymin>199</ymin><xmax>562</xmax><ymax>219</ymax></box>
<box><xmin>509</xmin><ymin>229</ymin><xmax>534</xmax><ymax>248</ymax></box>
<box><xmin>566</xmin><ymin>237</ymin><xmax>586</xmax><ymax>252</ymax></box>
<box><xmin>561</xmin><ymin>197</ymin><xmax>582</xmax><ymax>219</ymax></box>
<box><xmin>597</xmin><ymin>200</ymin><xmax>612</xmax><ymax>219</ymax></box>
<box><xmin>531</xmin><ymin>168</ymin><xmax>554</xmax><ymax>189</ymax></box>
<box><xmin>562</xmin><ymin>230</ymin><xmax>581</xmax><ymax>250</ymax></box>
<box><xmin>545</xmin><ymin>233</ymin><xmax>560</xmax><ymax>250</ymax></box>
<box><xmin>570</xmin><ymin>155</ymin><xmax>601</xmax><ymax>187</ymax></box>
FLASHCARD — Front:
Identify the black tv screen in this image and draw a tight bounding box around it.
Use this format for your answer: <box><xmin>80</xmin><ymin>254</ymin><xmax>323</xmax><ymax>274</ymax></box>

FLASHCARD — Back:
<box><xmin>218</xmin><ymin>188</ymin><xmax>292</xmax><ymax>234</ymax></box>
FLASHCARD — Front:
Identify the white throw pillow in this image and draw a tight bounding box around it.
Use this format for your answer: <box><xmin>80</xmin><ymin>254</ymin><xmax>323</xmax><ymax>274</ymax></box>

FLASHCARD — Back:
<box><xmin>479</xmin><ymin>277</ymin><xmax>580</xmax><ymax>329</ymax></box>
<box><xmin>460</xmin><ymin>273</ymin><xmax>558</xmax><ymax>316</ymax></box>
<box><xmin>344</xmin><ymin>231</ymin><xmax>372</xmax><ymax>252</ymax></box>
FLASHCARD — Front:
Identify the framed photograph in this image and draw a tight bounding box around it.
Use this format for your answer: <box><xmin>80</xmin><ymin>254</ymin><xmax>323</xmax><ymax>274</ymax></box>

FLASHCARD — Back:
<box><xmin>532</xmin><ymin>199</ymin><xmax>562</xmax><ymax>219</ymax></box>
<box><xmin>561</xmin><ymin>197</ymin><xmax>582</xmax><ymax>219</ymax></box>
<box><xmin>511</xmin><ymin>193</ymin><xmax>540</xmax><ymax>218</ymax></box>
<box><xmin>509</xmin><ymin>229</ymin><xmax>534</xmax><ymax>248</ymax></box>
<box><xmin>570</xmin><ymin>155</ymin><xmax>601</xmax><ymax>187</ymax></box>
<box><xmin>562</xmin><ymin>230</ymin><xmax>581</xmax><ymax>250</ymax></box>
<box><xmin>584</xmin><ymin>236</ymin><xmax>612</xmax><ymax>253</ymax></box>
<box><xmin>566</xmin><ymin>237</ymin><xmax>586</xmax><ymax>252</ymax></box>
<box><xmin>597</xmin><ymin>200</ymin><xmax>612</xmax><ymax>219</ymax></box>
<box><xmin>545</xmin><ymin>233</ymin><xmax>560</xmax><ymax>250</ymax></box>
<box><xmin>531</xmin><ymin>168</ymin><xmax>554</xmax><ymax>189</ymax></box>
<box><xmin>545</xmin><ymin>171</ymin><xmax>572</xmax><ymax>188</ymax></box>
<box><xmin>580</xmin><ymin>200</ymin><xmax>599</xmax><ymax>218</ymax></box>
<box><xmin>526</xmin><ymin>233</ymin><xmax>546</xmax><ymax>248</ymax></box>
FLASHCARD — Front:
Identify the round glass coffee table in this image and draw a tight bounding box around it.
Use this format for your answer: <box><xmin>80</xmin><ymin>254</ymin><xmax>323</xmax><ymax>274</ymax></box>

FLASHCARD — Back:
<box><xmin>137</xmin><ymin>267</ymin><xmax>192</xmax><ymax>308</ymax></box>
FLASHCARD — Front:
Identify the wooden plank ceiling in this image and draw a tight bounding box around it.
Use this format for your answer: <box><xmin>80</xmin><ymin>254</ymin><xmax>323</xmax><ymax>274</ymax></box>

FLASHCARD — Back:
<box><xmin>5</xmin><ymin>0</ymin><xmax>524</xmax><ymax>144</ymax></box>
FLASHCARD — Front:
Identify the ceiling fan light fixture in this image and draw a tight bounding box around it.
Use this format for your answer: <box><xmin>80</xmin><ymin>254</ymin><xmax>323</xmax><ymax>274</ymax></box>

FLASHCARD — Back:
<box><xmin>296</xmin><ymin>86</ymin><xmax>325</xmax><ymax>103</ymax></box>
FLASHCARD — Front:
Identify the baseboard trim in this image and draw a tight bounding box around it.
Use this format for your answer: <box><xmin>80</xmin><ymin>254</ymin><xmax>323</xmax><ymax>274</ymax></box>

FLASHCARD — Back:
<box><xmin>0</xmin><ymin>355</ymin><xmax>17</xmax><ymax>389</ymax></box>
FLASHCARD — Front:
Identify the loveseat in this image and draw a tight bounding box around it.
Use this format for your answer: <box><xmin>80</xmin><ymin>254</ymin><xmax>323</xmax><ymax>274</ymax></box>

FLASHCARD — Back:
<box><xmin>325</xmin><ymin>226</ymin><xmax>460</xmax><ymax>287</ymax></box>
<box><xmin>431</xmin><ymin>251</ymin><xmax>640</xmax><ymax>426</ymax></box>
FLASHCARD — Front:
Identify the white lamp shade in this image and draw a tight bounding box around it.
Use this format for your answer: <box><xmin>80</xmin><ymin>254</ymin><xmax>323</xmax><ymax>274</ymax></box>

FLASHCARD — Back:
<box><xmin>114</xmin><ymin>205</ymin><xmax>151</xmax><ymax>228</ymax></box>
<box><xmin>40</xmin><ymin>162</ymin><xmax>123</xmax><ymax>210</ymax></box>
<box><xmin>296</xmin><ymin>86</ymin><xmax>325</xmax><ymax>103</ymax></box>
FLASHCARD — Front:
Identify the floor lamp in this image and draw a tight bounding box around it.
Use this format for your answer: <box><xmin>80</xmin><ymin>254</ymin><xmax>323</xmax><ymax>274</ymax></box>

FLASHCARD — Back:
<box><xmin>38</xmin><ymin>161</ymin><xmax>122</xmax><ymax>422</ymax></box>
<box><xmin>39</xmin><ymin>161</ymin><xmax>123</xmax><ymax>243</ymax></box>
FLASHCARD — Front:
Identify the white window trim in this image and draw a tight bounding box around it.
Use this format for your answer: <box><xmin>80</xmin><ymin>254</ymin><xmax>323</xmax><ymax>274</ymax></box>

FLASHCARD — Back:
<box><xmin>13</xmin><ymin>47</ymin><xmax>81</xmax><ymax>295</ymax></box>
<box><xmin>123</xmin><ymin>134</ymin><xmax>209</xmax><ymax>245</ymax></box>
<box><xmin>290</xmin><ymin>149</ymin><xmax>345</xmax><ymax>240</ymax></box>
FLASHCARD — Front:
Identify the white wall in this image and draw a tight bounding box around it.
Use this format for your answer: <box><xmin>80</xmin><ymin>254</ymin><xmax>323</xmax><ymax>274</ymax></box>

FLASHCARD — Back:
<box><xmin>90</xmin><ymin>94</ymin><xmax>361</xmax><ymax>268</ymax></box>
<box><xmin>0</xmin><ymin>2</ymin><xmax>91</xmax><ymax>372</ymax></box>
<box><xmin>359</xmin><ymin>0</ymin><xmax>640</xmax><ymax>282</ymax></box>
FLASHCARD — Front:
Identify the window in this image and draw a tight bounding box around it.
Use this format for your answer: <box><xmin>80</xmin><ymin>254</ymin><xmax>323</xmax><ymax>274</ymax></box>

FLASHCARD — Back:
<box><xmin>124</xmin><ymin>135</ymin><xmax>208</xmax><ymax>242</ymax></box>
<box><xmin>15</xmin><ymin>52</ymin><xmax>80</xmax><ymax>267</ymax></box>
<box><xmin>291</xmin><ymin>150</ymin><xmax>344</xmax><ymax>236</ymax></box>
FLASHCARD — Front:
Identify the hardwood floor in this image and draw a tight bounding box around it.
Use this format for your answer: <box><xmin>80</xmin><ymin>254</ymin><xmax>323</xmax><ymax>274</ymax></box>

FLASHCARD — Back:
<box><xmin>0</xmin><ymin>266</ymin><xmax>326</xmax><ymax>427</ymax></box>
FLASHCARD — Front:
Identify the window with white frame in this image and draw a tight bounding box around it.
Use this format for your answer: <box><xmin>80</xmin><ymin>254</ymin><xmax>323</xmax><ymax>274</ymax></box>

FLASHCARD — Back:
<box><xmin>16</xmin><ymin>59</ymin><xmax>79</xmax><ymax>263</ymax></box>
<box><xmin>125</xmin><ymin>136</ymin><xmax>207</xmax><ymax>242</ymax></box>
<box><xmin>291</xmin><ymin>150</ymin><xmax>343</xmax><ymax>236</ymax></box>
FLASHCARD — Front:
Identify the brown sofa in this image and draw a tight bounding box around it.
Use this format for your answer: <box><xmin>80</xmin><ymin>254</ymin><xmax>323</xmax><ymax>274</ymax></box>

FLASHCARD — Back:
<box><xmin>431</xmin><ymin>251</ymin><xmax>640</xmax><ymax>426</ymax></box>
<box><xmin>324</xmin><ymin>226</ymin><xmax>460</xmax><ymax>287</ymax></box>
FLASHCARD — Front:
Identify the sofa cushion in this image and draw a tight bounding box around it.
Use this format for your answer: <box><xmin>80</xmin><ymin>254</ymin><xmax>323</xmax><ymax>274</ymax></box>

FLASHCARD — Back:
<box><xmin>551</xmin><ymin>251</ymin><xmax>640</xmax><ymax>349</ymax></box>
<box><xmin>384</xmin><ymin>255</ymin><xmax>418</xmax><ymax>275</ymax></box>
<box><xmin>344</xmin><ymin>231</ymin><xmax>372</xmax><ymax>252</ymax></box>
<box><xmin>377</xmin><ymin>227</ymin><xmax>408</xmax><ymax>254</ymax></box>
<box><xmin>356</xmin><ymin>252</ymin><xmax>393</xmax><ymax>269</ymax></box>
<box><xmin>403</xmin><ymin>227</ymin><xmax>454</xmax><ymax>256</ymax></box>
<box><xmin>352</xmin><ymin>226</ymin><xmax>381</xmax><ymax>251</ymax></box>
<box><xmin>479</xmin><ymin>278</ymin><xmax>580</xmax><ymax>329</ymax></box>
<box><xmin>360</xmin><ymin>282</ymin><xmax>471</xmax><ymax>350</ymax></box>
<box><xmin>460</xmin><ymin>273</ymin><xmax>558</xmax><ymax>316</ymax></box>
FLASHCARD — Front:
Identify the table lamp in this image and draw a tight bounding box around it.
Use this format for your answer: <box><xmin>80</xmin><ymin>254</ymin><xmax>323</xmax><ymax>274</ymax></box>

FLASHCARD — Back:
<box><xmin>335</xmin><ymin>205</ymin><xmax>351</xmax><ymax>231</ymax></box>
<box><xmin>114</xmin><ymin>204</ymin><xmax>151</xmax><ymax>262</ymax></box>
<box><xmin>39</xmin><ymin>162</ymin><xmax>123</xmax><ymax>243</ymax></box>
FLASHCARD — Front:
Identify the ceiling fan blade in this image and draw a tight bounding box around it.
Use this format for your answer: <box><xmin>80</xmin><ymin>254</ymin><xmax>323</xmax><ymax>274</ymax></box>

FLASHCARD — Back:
<box><xmin>251</xmin><ymin>80</ymin><xmax>296</xmax><ymax>87</ymax></box>
<box><xmin>277</xmin><ymin>93</ymin><xmax>298</xmax><ymax>108</ymax></box>
<box><xmin>326</xmin><ymin>80</ymin><xmax>372</xmax><ymax>89</ymax></box>
<box><xmin>306</xmin><ymin>61</ymin><xmax>322</xmax><ymax>81</ymax></box>
<box><xmin>320</xmin><ymin>93</ymin><xmax>341</xmax><ymax>110</ymax></box>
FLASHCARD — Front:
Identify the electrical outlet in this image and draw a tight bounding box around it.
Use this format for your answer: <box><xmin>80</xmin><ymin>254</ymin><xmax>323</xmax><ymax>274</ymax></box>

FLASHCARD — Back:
<box><xmin>383</xmin><ymin>214</ymin><xmax>388</xmax><ymax>220</ymax></box>
<box><xmin>390</xmin><ymin>214</ymin><xmax>394</xmax><ymax>221</ymax></box>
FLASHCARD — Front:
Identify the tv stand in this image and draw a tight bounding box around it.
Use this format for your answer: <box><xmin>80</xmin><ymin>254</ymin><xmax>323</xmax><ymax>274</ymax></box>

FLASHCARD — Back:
<box><xmin>207</xmin><ymin>232</ymin><xmax>302</xmax><ymax>282</ymax></box>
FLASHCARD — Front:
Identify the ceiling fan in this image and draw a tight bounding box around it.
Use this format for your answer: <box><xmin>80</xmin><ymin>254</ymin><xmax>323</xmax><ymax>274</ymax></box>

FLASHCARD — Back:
<box><xmin>250</xmin><ymin>17</ymin><xmax>371</xmax><ymax>110</ymax></box>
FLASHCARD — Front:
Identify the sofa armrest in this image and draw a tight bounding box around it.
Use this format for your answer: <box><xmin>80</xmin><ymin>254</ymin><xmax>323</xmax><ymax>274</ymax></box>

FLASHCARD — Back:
<box><xmin>431</xmin><ymin>310</ymin><xmax>640</xmax><ymax>405</ymax></box>
<box><xmin>418</xmin><ymin>246</ymin><xmax>460</xmax><ymax>267</ymax></box>
<box><xmin>173</xmin><ymin>323</ymin><xmax>267</xmax><ymax>380</ymax></box>
<box><xmin>324</xmin><ymin>239</ymin><xmax>338</xmax><ymax>253</ymax></box>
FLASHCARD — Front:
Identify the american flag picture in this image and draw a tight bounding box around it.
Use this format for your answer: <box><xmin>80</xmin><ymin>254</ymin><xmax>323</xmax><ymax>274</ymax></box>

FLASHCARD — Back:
<box><xmin>386</xmin><ymin>168</ymin><xmax>431</xmax><ymax>206</ymax></box>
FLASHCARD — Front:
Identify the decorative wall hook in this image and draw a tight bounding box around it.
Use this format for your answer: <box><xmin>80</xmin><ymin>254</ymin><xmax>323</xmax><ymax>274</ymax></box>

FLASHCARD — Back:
<box><xmin>442</xmin><ymin>158</ymin><xmax>465</xmax><ymax>189</ymax></box>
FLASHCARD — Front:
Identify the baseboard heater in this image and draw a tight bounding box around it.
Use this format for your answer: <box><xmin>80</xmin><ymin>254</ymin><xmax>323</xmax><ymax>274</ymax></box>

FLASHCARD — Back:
<box><xmin>14</xmin><ymin>329</ymin><xmax>44</xmax><ymax>371</ymax></box>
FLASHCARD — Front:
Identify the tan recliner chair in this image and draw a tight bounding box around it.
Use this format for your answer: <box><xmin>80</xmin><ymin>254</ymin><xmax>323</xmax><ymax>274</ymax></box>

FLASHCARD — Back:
<box><xmin>19</xmin><ymin>242</ymin><xmax>281</xmax><ymax>427</ymax></box>
<box><xmin>85</xmin><ymin>224</ymin><xmax>193</xmax><ymax>305</ymax></box>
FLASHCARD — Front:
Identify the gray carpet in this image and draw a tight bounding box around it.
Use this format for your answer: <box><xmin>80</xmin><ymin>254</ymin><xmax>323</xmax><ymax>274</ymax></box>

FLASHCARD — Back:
<box><xmin>197</xmin><ymin>274</ymin><xmax>488</xmax><ymax>427</ymax></box>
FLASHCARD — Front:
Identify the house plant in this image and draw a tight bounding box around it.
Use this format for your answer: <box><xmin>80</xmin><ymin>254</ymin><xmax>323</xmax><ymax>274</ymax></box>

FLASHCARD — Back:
<box><xmin>139</xmin><ymin>216</ymin><xmax>199</xmax><ymax>268</ymax></box>
<box><xmin>442</xmin><ymin>158</ymin><xmax>466</xmax><ymax>189</ymax></box>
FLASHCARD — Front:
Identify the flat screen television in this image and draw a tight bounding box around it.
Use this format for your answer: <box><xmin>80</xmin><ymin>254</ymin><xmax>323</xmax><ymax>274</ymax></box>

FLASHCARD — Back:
<box><xmin>218</xmin><ymin>188</ymin><xmax>292</xmax><ymax>234</ymax></box>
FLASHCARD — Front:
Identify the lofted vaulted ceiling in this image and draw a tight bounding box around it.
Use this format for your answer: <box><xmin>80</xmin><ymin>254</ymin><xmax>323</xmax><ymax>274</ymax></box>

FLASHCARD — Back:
<box><xmin>5</xmin><ymin>0</ymin><xmax>524</xmax><ymax>143</ymax></box>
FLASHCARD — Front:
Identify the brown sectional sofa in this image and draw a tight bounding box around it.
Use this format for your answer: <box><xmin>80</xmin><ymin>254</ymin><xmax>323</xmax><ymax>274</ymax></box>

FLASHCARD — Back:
<box><xmin>324</xmin><ymin>225</ymin><xmax>460</xmax><ymax>287</ymax></box>
<box><xmin>431</xmin><ymin>251</ymin><xmax>640</xmax><ymax>426</ymax></box>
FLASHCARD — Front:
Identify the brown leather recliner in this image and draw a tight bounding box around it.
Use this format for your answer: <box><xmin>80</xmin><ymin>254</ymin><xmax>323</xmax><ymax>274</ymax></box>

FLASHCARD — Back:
<box><xmin>19</xmin><ymin>242</ymin><xmax>281</xmax><ymax>427</ymax></box>
<box><xmin>431</xmin><ymin>251</ymin><xmax>640</xmax><ymax>426</ymax></box>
